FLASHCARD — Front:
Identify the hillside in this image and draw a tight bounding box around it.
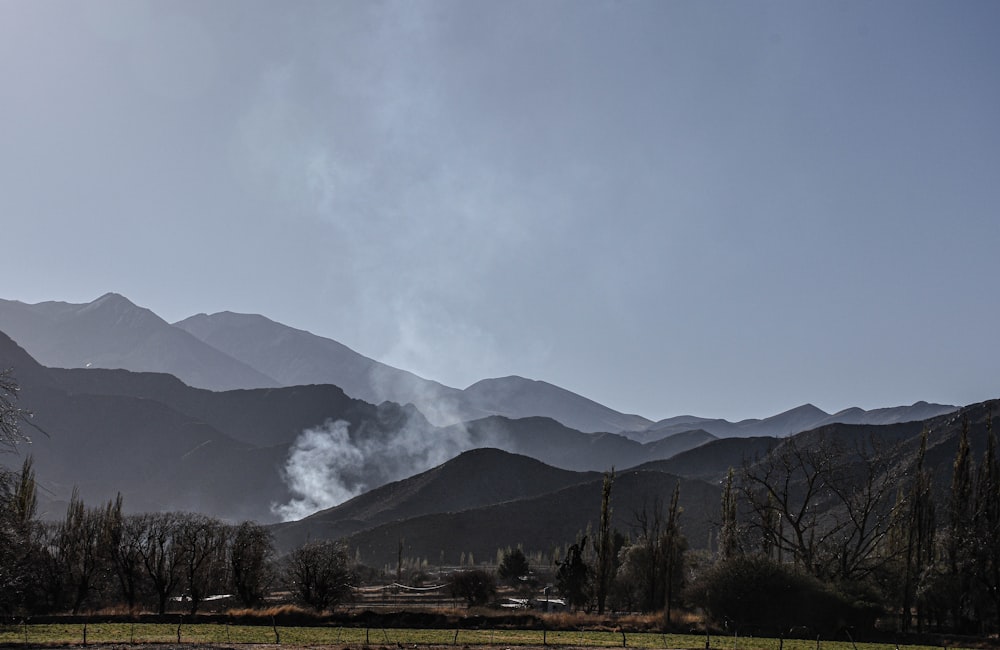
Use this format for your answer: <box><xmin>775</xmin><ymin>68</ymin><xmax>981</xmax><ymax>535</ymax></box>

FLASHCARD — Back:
<box><xmin>176</xmin><ymin>313</ymin><xmax>654</xmax><ymax>433</ymax></box>
<box><xmin>339</xmin><ymin>469</ymin><xmax>720</xmax><ymax>567</ymax></box>
<box><xmin>271</xmin><ymin>448</ymin><xmax>601</xmax><ymax>551</ymax></box>
<box><xmin>627</xmin><ymin>401</ymin><xmax>957</xmax><ymax>441</ymax></box>
<box><xmin>0</xmin><ymin>329</ymin><xmax>709</xmax><ymax>524</ymax></box>
<box><xmin>0</xmin><ymin>294</ymin><xmax>280</xmax><ymax>391</ymax></box>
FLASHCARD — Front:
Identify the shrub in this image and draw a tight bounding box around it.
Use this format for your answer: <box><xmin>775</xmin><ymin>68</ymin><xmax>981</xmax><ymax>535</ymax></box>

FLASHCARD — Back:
<box><xmin>685</xmin><ymin>556</ymin><xmax>874</xmax><ymax>635</ymax></box>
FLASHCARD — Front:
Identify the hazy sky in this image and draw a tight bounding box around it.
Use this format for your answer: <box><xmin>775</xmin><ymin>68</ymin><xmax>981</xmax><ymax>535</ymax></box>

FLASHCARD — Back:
<box><xmin>2</xmin><ymin>1</ymin><xmax>998</xmax><ymax>421</ymax></box>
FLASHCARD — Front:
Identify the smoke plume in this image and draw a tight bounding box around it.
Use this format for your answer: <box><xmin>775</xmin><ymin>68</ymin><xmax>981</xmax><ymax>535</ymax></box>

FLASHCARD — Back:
<box><xmin>272</xmin><ymin>413</ymin><xmax>477</xmax><ymax>522</ymax></box>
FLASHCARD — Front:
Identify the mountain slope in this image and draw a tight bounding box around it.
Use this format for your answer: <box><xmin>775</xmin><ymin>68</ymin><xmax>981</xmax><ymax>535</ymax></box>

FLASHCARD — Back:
<box><xmin>628</xmin><ymin>401</ymin><xmax>957</xmax><ymax>441</ymax></box>
<box><xmin>460</xmin><ymin>376</ymin><xmax>652</xmax><ymax>434</ymax></box>
<box><xmin>0</xmin><ymin>294</ymin><xmax>281</xmax><ymax>391</ymax></box>
<box><xmin>450</xmin><ymin>416</ymin><xmax>711</xmax><ymax>473</ymax></box>
<box><xmin>173</xmin><ymin>311</ymin><xmax>468</xmax><ymax>422</ymax></box>
<box><xmin>339</xmin><ymin>469</ymin><xmax>720</xmax><ymax>567</ymax></box>
<box><xmin>271</xmin><ymin>448</ymin><xmax>601</xmax><ymax>551</ymax></box>
<box><xmin>0</xmin><ymin>329</ymin><xmax>287</xmax><ymax>520</ymax></box>
<box><xmin>174</xmin><ymin>312</ymin><xmax>654</xmax><ymax>433</ymax></box>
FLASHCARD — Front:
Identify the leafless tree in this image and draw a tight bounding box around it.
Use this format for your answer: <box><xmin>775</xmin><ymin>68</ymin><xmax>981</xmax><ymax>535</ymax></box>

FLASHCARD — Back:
<box><xmin>739</xmin><ymin>431</ymin><xmax>902</xmax><ymax>582</ymax></box>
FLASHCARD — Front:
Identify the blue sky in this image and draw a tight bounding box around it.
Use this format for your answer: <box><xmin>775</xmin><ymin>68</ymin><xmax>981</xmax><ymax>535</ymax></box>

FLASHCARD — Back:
<box><xmin>1</xmin><ymin>1</ymin><xmax>998</xmax><ymax>421</ymax></box>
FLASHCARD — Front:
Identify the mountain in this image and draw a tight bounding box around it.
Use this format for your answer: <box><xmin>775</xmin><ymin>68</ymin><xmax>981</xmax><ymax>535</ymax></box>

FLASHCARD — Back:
<box><xmin>460</xmin><ymin>376</ymin><xmax>652</xmax><ymax>434</ymax></box>
<box><xmin>271</xmin><ymin>448</ymin><xmax>601</xmax><ymax>551</ymax></box>
<box><xmin>4</xmin><ymin>294</ymin><xmax>956</xmax><ymax>440</ymax></box>
<box><xmin>175</xmin><ymin>312</ymin><xmax>653</xmax><ymax>433</ymax></box>
<box><xmin>0</xmin><ymin>328</ymin><xmax>483</xmax><ymax>522</ymax></box>
<box><xmin>0</xmin><ymin>296</ymin><xmax>654</xmax><ymax>433</ymax></box>
<box><xmin>634</xmin><ymin>436</ymin><xmax>781</xmax><ymax>482</ymax></box>
<box><xmin>0</xmin><ymin>294</ymin><xmax>281</xmax><ymax>391</ymax></box>
<box><xmin>172</xmin><ymin>311</ymin><xmax>472</xmax><ymax>424</ymax></box>
<box><xmin>0</xmin><ymin>329</ymin><xmax>709</xmax><ymax>524</ymax></box>
<box><xmin>626</xmin><ymin>401</ymin><xmax>957</xmax><ymax>441</ymax></box>
<box><xmin>0</xmin><ymin>329</ymin><xmax>287</xmax><ymax>520</ymax></box>
<box><xmin>449</xmin><ymin>415</ymin><xmax>711</xmax><ymax>473</ymax></box>
<box><xmin>338</xmin><ymin>468</ymin><xmax>720</xmax><ymax>567</ymax></box>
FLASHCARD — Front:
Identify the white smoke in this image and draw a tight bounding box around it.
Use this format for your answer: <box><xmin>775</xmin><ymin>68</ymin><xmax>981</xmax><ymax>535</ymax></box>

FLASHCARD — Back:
<box><xmin>272</xmin><ymin>413</ymin><xmax>478</xmax><ymax>522</ymax></box>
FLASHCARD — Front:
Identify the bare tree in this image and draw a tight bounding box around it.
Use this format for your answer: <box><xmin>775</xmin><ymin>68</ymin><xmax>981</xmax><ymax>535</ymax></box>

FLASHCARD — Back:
<box><xmin>174</xmin><ymin>513</ymin><xmax>230</xmax><ymax>614</ymax></box>
<box><xmin>0</xmin><ymin>369</ymin><xmax>30</xmax><ymax>453</ymax></box>
<box><xmin>137</xmin><ymin>512</ymin><xmax>184</xmax><ymax>614</ymax></box>
<box><xmin>594</xmin><ymin>468</ymin><xmax>614</xmax><ymax>614</ymax></box>
<box><xmin>739</xmin><ymin>432</ymin><xmax>902</xmax><ymax>582</ymax></box>
<box><xmin>229</xmin><ymin>521</ymin><xmax>275</xmax><ymax>607</ymax></box>
<box><xmin>286</xmin><ymin>540</ymin><xmax>355</xmax><ymax>611</ymax></box>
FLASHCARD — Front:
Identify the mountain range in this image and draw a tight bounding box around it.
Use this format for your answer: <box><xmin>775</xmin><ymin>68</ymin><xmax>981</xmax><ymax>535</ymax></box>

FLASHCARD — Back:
<box><xmin>1</xmin><ymin>292</ymin><xmax>987</xmax><ymax>568</ymax></box>
<box><xmin>0</xmin><ymin>294</ymin><xmax>957</xmax><ymax>437</ymax></box>
<box><xmin>0</xmin><ymin>328</ymin><xmax>722</xmax><ymax>524</ymax></box>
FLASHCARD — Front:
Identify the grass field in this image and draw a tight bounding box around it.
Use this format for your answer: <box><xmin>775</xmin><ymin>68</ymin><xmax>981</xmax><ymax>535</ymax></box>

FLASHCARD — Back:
<box><xmin>0</xmin><ymin>622</ymin><xmax>965</xmax><ymax>650</ymax></box>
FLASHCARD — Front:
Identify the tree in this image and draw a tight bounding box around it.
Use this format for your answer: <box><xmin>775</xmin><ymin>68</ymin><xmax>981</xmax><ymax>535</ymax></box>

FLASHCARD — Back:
<box><xmin>719</xmin><ymin>467</ymin><xmax>740</xmax><ymax>560</ymax></box>
<box><xmin>944</xmin><ymin>416</ymin><xmax>975</xmax><ymax>628</ymax></box>
<box><xmin>174</xmin><ymin>513</ymin><xmax>230</xmax><ymax>614</ymax></box>
<box><xmin>663</xmin><ymin>482</ymin><xmax>686</xmax><ymax>623</ymax></box>
<box><xmin>594</xmin><ymin>469</ymin><xmax>615</xmax><ymax>614</ymax></box>
<box><xmin>556</xmin><ymin>535</ymin><xmax>590</xmax><ymax>610</ymax></box>
<box><xmin>739</xmin><ymin>432</ymin><xmax>901</xmax><ymax>583</ymax></box>
<box><xmin>286</xmin><ymin>540</ymin><xmax>355</xmax><ymax>611</ymax></box>
<box><xmin>229</xmin><ymin>521</ymin><xmax>275</xmax><ymax>607</ymax></box>
<box><xmin>0</xmin><ymin>456</ymin><xmax>42</xmax><ymax>614</ymax></box>
<box><xmin>449</xmin><ymin>569</ymin><xmax>497</xmax><ymax>607</ymax></box>
<box><xmin>497</xmin><ymin>547</ymin><xmax>530</xmax><ymax>587</ymax></box>
<box><xmin>56</xmin><ymin>489</ymin><xmax>107</xmax><ymax>614</ymax></box>
<box><xmin>896</xmin><ymin>428</ymin><xmax>936</xmax><ymax>632</ymax></box>
<box><xmin>972</xmin><ymin>407</ymin><xmax>1000</xmax><ymax>632</ymax></box>
<box><xmin>137</xmin><ymin>512</ymin><xmax>184</xmax><ymax>614</ymax></box>
<box><xmin>105</xmin><ymin>503</ymin><xmax>147</xmax><ymax>611</ymax></box>
<box><xmin>686</xmin><ymin>555</ymin><xmax>873</xmax><ymax>635</ymax></box>
<box><xmin>0</xmin><ymin>369</ymin><xmax>30</xmax><ymax>453</ymax></box>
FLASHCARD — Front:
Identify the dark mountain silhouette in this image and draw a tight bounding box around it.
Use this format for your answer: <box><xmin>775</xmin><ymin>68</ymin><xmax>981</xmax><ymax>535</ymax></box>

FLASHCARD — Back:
<box><xmin>338</xmin><ymin>469</ymin><xmax>720</xmax><ymax>568</ymax></box>
<box><xmin>2</xmin><ymin>294</ymin><xmax>956</xmax><ymax>441</ymax></box>
<box><xmin>633</xmin><ymin>436</ymin><xmax>780</xmax><ymax>482</ymax></box>
<box><xmin>0</xmin><ymin>294</ymin><xmax>280</xmax><ymax>391</ymax></box>
<box><xmin>626</xmin><ymin>401</ymin><xmax>956</xmax><ymax>441</ymax></box>
<box><xmin>173</xmin><ymin>311</ymin><xmax>473</xmax><ymax>425</ymax></box>
<box><xmin>0</xmin><ymin>330</ymin><xmax>708</xmax><ymax>524</ymax></box>
<box><xmin>175</xmin><ymin>312</ymin><xmax>654</xmax><ymax>433</ymax></box>
<box><xmin>449</xmin><ymin>416</ymin><xmax>711</xmax><ymax>472</ymax></box>
<box><xmin>271</xmin><ymin>448</ymin><xmax>601</xmax><ymax>551</ymax></box>
<box><xmin>0</xmin><ymin>329</ymin><xmax>287</xmax><ymax>520</ymax></box>
<box><xmin>460</xmin><ymin>376</ymin><xmax>651</xmax><ymax>434</ymax></box>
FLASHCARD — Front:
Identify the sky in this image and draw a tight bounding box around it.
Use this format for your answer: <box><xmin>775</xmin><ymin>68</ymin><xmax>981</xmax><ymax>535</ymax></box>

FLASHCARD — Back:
<box><xmin>1</xmin><ymin>1</ymin><xmax>998</xmax><ymax>422</ymax></box>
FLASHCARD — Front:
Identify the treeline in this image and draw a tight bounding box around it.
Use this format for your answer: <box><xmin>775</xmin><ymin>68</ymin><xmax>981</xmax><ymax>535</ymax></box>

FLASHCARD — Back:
<box><xmin>697</xmin><ymin>407</ymin><xmax>1000</xmax><ymax>635</ymax></box>
<box><xmin>0</xmin><ymin>457</ymin><xmax>358</xmax><ymax>616</ymax></box>
<box><xmin>480</xmin><ymin>405</ymin><xmax>1000</xmax><ymax>637</ymax></box>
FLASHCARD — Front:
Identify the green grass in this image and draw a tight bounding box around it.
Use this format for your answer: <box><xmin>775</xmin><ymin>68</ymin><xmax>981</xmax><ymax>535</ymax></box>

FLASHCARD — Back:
<box><xmin>0</xmin><ymin>622</ymin><xmax>968</xmax><ymax>649</ymax></box>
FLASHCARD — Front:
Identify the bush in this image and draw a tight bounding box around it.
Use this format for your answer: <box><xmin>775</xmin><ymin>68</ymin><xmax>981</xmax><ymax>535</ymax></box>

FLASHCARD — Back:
<box><xmin>449</xmin><ymin>569</ymin><xmax>497</xmax><ymax>607</ymax></box>
<box><xmin>685</xmin><ymin>556</ymin><xmax>875</xmax><ymax>635</ymax></box>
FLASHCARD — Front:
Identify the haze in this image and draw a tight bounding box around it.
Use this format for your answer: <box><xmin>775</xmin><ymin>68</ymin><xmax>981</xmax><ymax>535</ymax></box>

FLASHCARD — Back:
<box><xmin>1</xmin><ymin>1</ymin><xmax>997</xmax><ymax>421</ymax></box>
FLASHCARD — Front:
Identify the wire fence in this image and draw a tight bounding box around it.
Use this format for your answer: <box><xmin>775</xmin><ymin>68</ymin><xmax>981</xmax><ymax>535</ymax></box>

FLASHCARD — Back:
<box><xmin>0</xmin><ymin>621</ymin><xmax>963</xmax><ymax>650</ymax></box>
